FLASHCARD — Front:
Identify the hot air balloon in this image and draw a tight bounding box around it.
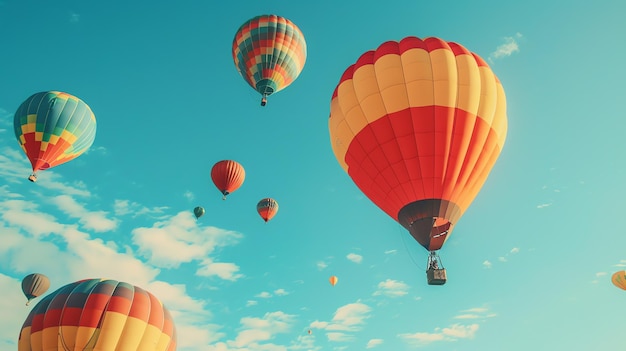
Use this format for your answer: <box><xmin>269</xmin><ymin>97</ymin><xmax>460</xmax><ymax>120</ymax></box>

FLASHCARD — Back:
<box><xmin>14</xmin><ymin>91</ymin><xmax>97</xmax><ymax>182</ymax></box>
<box><xmin>211</xmin><ymin>160</ymin><xmax>245</xmax><ymax>200</ymax></box>
<box><xmin>612</xmin><ymin>270</ymin><xmax>626</xmax><ymax>291</ymax></box>
<box><xmin>232</xmin><ymin>14</ymin><xmax>307</xmax><ymax>106</ymax></box>
<box><xmin>193</xmin><ymin>206</ymin><xmax>205</xmax><ymax>219</ymax></box>
<box><xmin>257</xmin><ymin>198</ymin><xmax>279</xmax><ymax>223</ymax></box>
<box><xmin>329</xmin><ymin>275</ymin><xmax>338</xmax><ymax>286</ymax></box>
<box><xmin>21</xmin><ymin>273</ymin><xmax>50</xmax><ymax>306</ymax></box>
<box><xmin>18</xmin><ymin>279</ymin><xmax>177</xmax><ymax>351</ymax></box>
<box><xmin>328</xmin><ymin>36</ymin><xmax>508</xmax><ymax>285</ymax></box>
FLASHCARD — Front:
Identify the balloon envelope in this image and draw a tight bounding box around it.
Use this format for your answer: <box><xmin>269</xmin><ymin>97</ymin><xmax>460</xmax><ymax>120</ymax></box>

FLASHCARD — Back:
<box><xmin>21</xmin><ymin>273</ymin><xmax>50</xmax><ymax>306</ymax></box>
<box><xmin>18</xmin><ymin>279</ymin><xmax>177</xmax><ymax>351</ymax></box>
<box><xmin>329</xmin><ymin>36</ymin><xmax>507</xmax><ymax>251</ymax></box>
<box><xmin>257</xmin><ymin>198</ymin><xmax>279</xmax><ymax>222</ymax></box>
<box><xmin>14</xmin><ymin>91</ymin><xmax>97</xmax><ymax>181</ymax></box>
<box><xmin>612</xmin><ymin>270</ymin><xmax>626</xmax><ymax>291</ymax></box>
<box><xmin>211</xmin><ymin>160</ymin><xmax>245</xmax><ymax>199</ymax></box>
<box><xmin>232</xmin><ymin>14</ymin><xmax>307</xmax><ymax>105</ymax></box>
<box><xmin>329</xmin><ymin>276</ymin><xmax>338</xmax><ymax>286</ymax></box>
<box><xmin>193</xmin><ymin>206</ymin><xmax>205</xmax><ymax>219</ymax></box>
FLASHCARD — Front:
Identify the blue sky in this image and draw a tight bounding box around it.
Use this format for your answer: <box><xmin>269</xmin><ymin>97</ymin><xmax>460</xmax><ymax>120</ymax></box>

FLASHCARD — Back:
<box><xmin>1</xmin><ymin>1</ymin><xmax>625</xmax><ymax>350</ymax></box>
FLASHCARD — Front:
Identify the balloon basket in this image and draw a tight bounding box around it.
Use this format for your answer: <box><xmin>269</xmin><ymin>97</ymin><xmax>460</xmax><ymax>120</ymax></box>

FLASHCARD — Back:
<box><xmin>427</xmin><ymin>268</ymin><xmax>447</xmax><ymax>285</ymax></box>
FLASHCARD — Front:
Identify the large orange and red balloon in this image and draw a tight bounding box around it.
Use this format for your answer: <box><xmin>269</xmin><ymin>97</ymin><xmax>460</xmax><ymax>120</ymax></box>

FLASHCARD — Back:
<box><xmin>257</xmin><ymin>198</ymin><xmax>279</xmax><ymax>223</ymax></box>
<box><xmin>612</xmin><ymin>270</ymin><xmax>626</xmax><ymax>291</ymax></box>
<box><xmin>13</xmin><ymin>91</ymin><xmax>97</xmax><ymax>182</ymax></box>
<box><xmin>232</xmin><ymin>14</ymin><xmax>307</xmax><ymax>106</ymax></box>
<box><xmin>18</xmin><ymin>279</ymin><xmax>177</xmax><ymax>351</ymax></box>
<box><xmin>329</xmin><ymin>36</ymin><xmax>507</xmax><ymax>252</ymax></box>
<box><xmin>211</xmin><ymin>160</ymin><xmax>245</xmax><ymax>200</ymax></box>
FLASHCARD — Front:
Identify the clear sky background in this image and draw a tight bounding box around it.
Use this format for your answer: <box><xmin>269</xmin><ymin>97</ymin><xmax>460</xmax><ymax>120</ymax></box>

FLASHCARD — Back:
<box><xmin>1</xmin><ymin>1</ymin><xmax>625</xmax><ymax>350</ymax></box>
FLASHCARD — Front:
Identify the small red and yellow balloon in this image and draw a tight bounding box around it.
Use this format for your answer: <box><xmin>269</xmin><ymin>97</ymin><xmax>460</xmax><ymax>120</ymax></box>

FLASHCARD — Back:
<box><xmin>211</xmin><ymin>160</ymin><xmax>245</xmax><ymax>200</ymax></box>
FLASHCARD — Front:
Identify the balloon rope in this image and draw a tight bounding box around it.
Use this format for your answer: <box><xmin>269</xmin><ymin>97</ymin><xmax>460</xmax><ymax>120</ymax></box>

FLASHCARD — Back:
<box><xmin>398</xmin><ymin>226</ymin><xmax>425</xmax><ymax>271</ymax></box>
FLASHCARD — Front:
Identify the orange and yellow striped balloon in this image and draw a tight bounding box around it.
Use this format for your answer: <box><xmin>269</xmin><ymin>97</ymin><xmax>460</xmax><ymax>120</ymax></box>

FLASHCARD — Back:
<box><xmin>18</xmin><ymin>279</ymin><xmax>177</xmax><ymax>351</ymax></box>
<box><xmin>612</xmin><ymin>270</ymin><xmax>626</xmax><ymax>291</ymax></box>
<box><xmin>329</xmin><ymin>36</ymin><xmax>507</xmax><ymax>251</ymax></box>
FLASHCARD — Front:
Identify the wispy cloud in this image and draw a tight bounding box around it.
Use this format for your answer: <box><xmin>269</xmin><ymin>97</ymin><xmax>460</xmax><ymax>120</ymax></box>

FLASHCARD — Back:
<box><xmin>311</xmin><ymin>302</ymin><xmax>372</xmax><ymax>342</ymax></box>
<box><xmin>317</xmin><ymin>261</ymin><xmax>328</xmax><ymax>270</ymax></box>
<box><xmin>384</xmin><ymin>249</ymin><xmax>397</xmax><ymax>254</ymax></box>
<box><xmin>347</xmin><ymin>253</ymin><xmax>363</xmax><ymax>264</ymax></box>
<box><xmin>537</xmin><ymin>203</ymin><xmax>552</xmax><ymax>209</ymax></box>
<box><xmin>454</xmin><ymin>307</ymin><xmax>497</xmax><ymax>320</ymax></box>
<box><xmin>132</xmin><ymin>211</ymin><xmax>242</xmax><ymax>271</ymax></box>
<box><xmin>489</xmin><ymin>33</ymin><xmax>522</xmax><ymax>62</ymax></box>
<box><xmin>398</xmin><ymin>323</ymin><xmax>479</xmax><ymax>347</ymax></box>
<box><xmin>207</xmin><ymin>311</ymin><xmax>296</xmax><ymax>350</ymax></box>
<box><xmin>256</xmin><ymin>291</ymin><xmax>272</xmax><ymax>298</ymax></box>
<box><xmin>373</xmin><ymin>279</ymin><xmax>409</xmax><ymax>297</ymax></box>
<box><xmin>52</xmin><ymin>194</ymin><xmax>118</xmax><ymax>232</ymax></box>
<box><xmin>70</xmin><ymin>12</ymin><xmax>80</xmax><ymax>22</ymax></box>
<box><xmin>366</xmin><ymin>338</ymin><xmax>384</xmax><ymax>348</ymax></box>
<box><xmin>483</xmin><ymin>260</ymin><xmax>492</xmax><ymax>269</ymax></box>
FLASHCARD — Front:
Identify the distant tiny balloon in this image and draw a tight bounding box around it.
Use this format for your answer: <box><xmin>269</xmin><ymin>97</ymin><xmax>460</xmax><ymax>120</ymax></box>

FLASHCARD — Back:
<box><xmin>193</xmin><ymin>206</ymin><xmax>205</xmax><ymax>219</ymax></box>
<box><xmin>612</xmin><ymin>270</ymin><xmax>626</xmax><ymax>291</ymax></box>
<box><xmin>329</xmin><ymin>275</ymin><xmax>338</xmax><ymax>286</ymax></box>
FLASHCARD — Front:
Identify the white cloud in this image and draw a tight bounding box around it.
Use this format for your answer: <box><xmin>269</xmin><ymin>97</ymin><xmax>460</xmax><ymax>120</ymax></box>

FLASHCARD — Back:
<box><xmin>256</xmin><ymin>291</ymin><xmax>272</xmax><ymax>298</ymax></box>
<box><xmin>490</xmin><ymin>33</ymin><xmax>522</xmax><ymax>61</ymax></box>
<box><xmin>399</xmin><ymin>324</ymin><xmax>479</xmax><ymax>347</ymax></box>
<box><xmin>207</xmin><ymin>311</ymin><xmax>296</xmax><ymax>350</ymax></box>
<box><xmin>52</xmin><ymin>195</ymin><xmax>118</xmax><ymax>232</ymax></box>
<box><xmin>132</xmin><ymin>211</ymin><xmax>242</xmax><ymax>270</ymax></box>
<box><xmin>483</xmin><ymin>260</ymin><xmax>492</xmax><ymax>269</ymax></box>
<box><xmin>184</xmin><ymin>190</ymin><xmax>195</xmax><ymax>201</ymax></box>
<box><xmin>246</xmin><ymin>300</ymin><xmax>258</xmax><ymax>307</ymax></box>
<box><xmin>366</xmin><ymin>338</ymin><xmax>384</xmax><ymax>348</ymax></box>
<box><xmin>596</xmin><ymin>272</ymin><xmax>607</xmax><ymax>277</ymax></box>
<box><xmin>274</xmin><ymin>288</ymin><xmax>288</xmax><ymax>296</ymax></box>
<box><xmin>373</xmin><ymin>279</ymin><xmax>409</xmax><ymax>297</ymax></box>
<box><xmin>537</xmin><ymin>203</ymin><xmax>552</xmax><ymax>209</ymax></box>
<box><xmin>384</xmin><ymin>249</ymin><xmax>397</xmax><ymax>254</ymax></box>
<box><xmin>316</xmin><ymin>261</ymin><xmax>328</xmax><ymax>270</ymax></box>
<box><xmin>196</xmin><ymin>259</ymin><xmax>243</xmax><ymax>281</ymax></box>
<box><xmin>454</xmin><ymin>307</ymin><xmax>496</xmax><ymax>320</ymax></box>
<box><xmin>347</xmin><ymin>253</ymin><xmax>363</xmax><ymax>264</ymax></box>
<box><xmin>510</xmin><ymin>247</ymin><xmax>520</xmax><ymax>254</ymax></box>
<box><xmin>113</xmin><ymin>199</ymin><xmax>168</xmax><ymax>217</ymax></box>
<box><xmin>498</xmin><ymin>256</ymin><xmax>507</xmax><ymax>262</ymax></box>
<box><xmin>305</xmin><ymin>302</ymin><xmax>372</xmax><ymax>344</ymax></box>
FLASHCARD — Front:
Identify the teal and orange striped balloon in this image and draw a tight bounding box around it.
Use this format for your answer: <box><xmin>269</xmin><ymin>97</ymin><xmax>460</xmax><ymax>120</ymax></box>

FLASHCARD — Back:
<box><xmin>18</xmin><ymin>279</ymin><xmax>177</xmax><ymax>351</ymax></box>
<box><xmin>257</xmin><ymin>198</ymin><xmax>279</xmax><ymax>223</ymax></box>
<box><xmin>232</xmin><ymin>14</ymin><xmax>307</xmax><ymax>106</ymax></box>
<box><xmin>14</xmin><ymin>91</ymin><xmax>97</xmax><ymax>182</ymax></box>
